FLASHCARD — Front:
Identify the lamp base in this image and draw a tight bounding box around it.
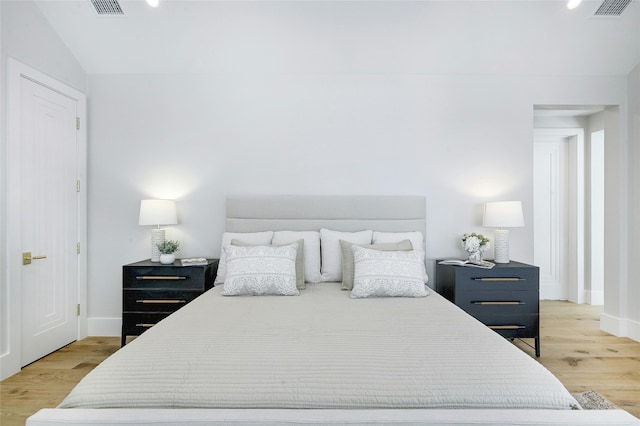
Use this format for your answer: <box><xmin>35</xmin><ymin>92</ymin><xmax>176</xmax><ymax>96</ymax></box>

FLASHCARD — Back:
<box><xmin>493</xmin><ymin>229</ymin><xmax>510</xmax><ymax>264</ymax></box>
<box><xmin>150</xmin><ymin>228</ymin><xmax>165</xmax><ymax>262</ymax></box>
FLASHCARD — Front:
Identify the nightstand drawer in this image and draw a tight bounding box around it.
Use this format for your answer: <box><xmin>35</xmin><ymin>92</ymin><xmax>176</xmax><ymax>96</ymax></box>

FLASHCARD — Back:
<box><xmin>451</xmin><ymin>268</ymin><xmax>538</xmax><ymax>292</ymax></box>
<box><xmin>455</xmin><ymin>290</ymin><xmax>538</xmax><ymax>316</ymax></box>
<box><xmin>491</xmin><ymin>327</ymin><xmax>537</xmax><ymax>339</ymax></box>
<box><xmin>122</xmin><ymin>313</ymin><xmax>170</xmax><ymax>335</ymax></box>
<box><xmin>470</xmin><ymin>312</ymin><xmax>538</xmax><ymax>335</ymax></box>
<box><xmin>123</xmin><ymin>266</ymin><xmax>204</xmax><ymax>290</ymax></box>
<box><xmin>123</xmin><ymin>290</ymin><xmax>202</xmax><ymax>312</ymax></box>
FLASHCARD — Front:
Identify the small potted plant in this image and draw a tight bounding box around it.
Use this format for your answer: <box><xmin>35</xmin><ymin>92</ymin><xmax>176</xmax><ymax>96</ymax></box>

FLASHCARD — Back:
<box><xmin>461</xmin><ymin>233</ymin><xmax>490</xmax><ymax>262</ymax></box>
<box><xmin>157</xmin><ymin>240</ymin><xmax>180</xmax><ymax>265</ymax></box>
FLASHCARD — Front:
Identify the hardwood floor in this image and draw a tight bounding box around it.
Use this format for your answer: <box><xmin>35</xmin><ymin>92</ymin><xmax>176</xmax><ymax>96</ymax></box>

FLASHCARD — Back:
<box><xmin>515</xmin><ymin>301</ymin><xmax>640</xmax><ymax>418</ymax></box>
<box><xmin>0</xmin><ymin>337</ymin><xmax>121</xmax><ymax>425</ymax></box>
<box><xmin>1</xmin><ymin>301</ymin><xmax>639</xmax><ymax>425</ymax></box>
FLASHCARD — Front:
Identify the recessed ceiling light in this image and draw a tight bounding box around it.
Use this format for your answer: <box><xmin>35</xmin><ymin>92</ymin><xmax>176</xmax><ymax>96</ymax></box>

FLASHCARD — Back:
<box><xmin>567</xmin><ymin>0</ymin><xmax>582</xmax><ymax>9</ymax></box>
<box><xmin>146</xmin><ymin>0</ymin><xmax>159</xmax><ymax>8</ymax></box>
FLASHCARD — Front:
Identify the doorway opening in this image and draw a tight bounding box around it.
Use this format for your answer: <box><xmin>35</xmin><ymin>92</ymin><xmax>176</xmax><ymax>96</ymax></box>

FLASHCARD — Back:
<box><xmin>533</xmin><ymin>105</ymin><xmax>614</xmax><ymax>305</ymax></box>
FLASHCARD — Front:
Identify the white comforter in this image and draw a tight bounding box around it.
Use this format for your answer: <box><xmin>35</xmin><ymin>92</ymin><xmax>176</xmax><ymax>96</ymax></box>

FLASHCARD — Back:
<box><xmin>59</xmin><ymin>283</ymin><xmax>579</xmax><ymax>410</ymax></box>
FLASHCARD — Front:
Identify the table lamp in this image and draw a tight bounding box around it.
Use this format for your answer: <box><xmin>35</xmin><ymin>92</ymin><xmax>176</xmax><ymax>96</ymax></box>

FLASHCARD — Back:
<box><xmin>139</xmin><ymin>199</ymin><xmax>177</xmax><ymax>262</ymax></box>
<box><xmin>483</xmin><ymin>201</ymin><xmax>524</xmax><ymax>264</ymax></box>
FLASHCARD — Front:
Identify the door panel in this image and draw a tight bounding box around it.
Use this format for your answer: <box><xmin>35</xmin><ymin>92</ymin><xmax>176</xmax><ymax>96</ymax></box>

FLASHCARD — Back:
<box><xmin>21</xmin><ymin>77</ymin><xmax>78</xmax><ymax>366</ymax></box>
<box><xmin>533</xmin><ymin>137</ymin><xmax>568</xmax><ymax>300</ymax></box>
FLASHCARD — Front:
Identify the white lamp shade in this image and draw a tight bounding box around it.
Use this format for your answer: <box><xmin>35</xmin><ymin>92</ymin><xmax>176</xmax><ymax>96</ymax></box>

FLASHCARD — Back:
<box><xmin>483</xmin><ymin>201</ymin><xmax>524</xmax><ymax>228</ymax></box>
<box><xmin>138</xmin><ymin>199</ymin><xmax>177</xmax><ymax>226</ymax></box>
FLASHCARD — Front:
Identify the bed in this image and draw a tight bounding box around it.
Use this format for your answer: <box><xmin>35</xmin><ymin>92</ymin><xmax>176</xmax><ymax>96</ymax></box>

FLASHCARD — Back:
<box><xmin>27</xmin><ymin>195</ymin><xmax>639</xmax><ymax>425</ymax></box>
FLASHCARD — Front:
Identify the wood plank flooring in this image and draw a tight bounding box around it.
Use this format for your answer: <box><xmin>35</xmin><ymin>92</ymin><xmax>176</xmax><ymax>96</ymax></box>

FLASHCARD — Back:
<box><xmin>515</xmin><ymin>301</ymin><xmax>640</xmax><ymax>418</ymax></box>
<box><xmin>1</xmin><ymin>301</ymin><xmax>639</xmax><ymax>425</ymax></box>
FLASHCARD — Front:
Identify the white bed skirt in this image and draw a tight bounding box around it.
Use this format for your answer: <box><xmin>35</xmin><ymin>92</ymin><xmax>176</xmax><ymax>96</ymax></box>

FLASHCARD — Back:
<box><xmin>27</xmin><ymin>407</ymin><xmax>640</xmax><ymax>425</ymax></box>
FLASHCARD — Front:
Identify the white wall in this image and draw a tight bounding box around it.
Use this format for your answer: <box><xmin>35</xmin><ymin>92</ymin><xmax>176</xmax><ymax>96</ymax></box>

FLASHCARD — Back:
<box><xmin>0</xmin><ymin>0</ymin><xmax>87</xmax><ymax>379</ymax></box>
<box><xmin>87</xmin><ymin>72</ymin><xmax>629</xmax><ymax>334</ymax></box>
<box><xmin>0</xmin><ymin>1</ymin><xmax>86</xmax><ymax>92</ymax></box>
<box><xmin>1</xmin><ymin>0</ymin><xmax>636</xmax><ymax>346</ymax></box>
<box><xmin>586</xmin><ymin>112</ymin><xmax>606</xmax><ymax>306</ymax></box>
<box><xmin>589</xmin><ymin>128</ymin><xmax>605</xmax><ymax>305</ymax></box>
<box><xmin>0</xmin><ymin>0</ymin><xmax>5</xmax><ymax>379</ymax></box>
<box><xmin>625</xmin><ymin>64</ymin><xmax>640</xmax><ymax>340</ymax></box>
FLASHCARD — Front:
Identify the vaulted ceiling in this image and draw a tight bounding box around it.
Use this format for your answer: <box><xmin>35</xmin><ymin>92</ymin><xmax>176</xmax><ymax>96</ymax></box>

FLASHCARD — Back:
<box><xmin>33</xmin><ymin>0</ymin><xmax>640</xmax><ymax>76</ymax></box>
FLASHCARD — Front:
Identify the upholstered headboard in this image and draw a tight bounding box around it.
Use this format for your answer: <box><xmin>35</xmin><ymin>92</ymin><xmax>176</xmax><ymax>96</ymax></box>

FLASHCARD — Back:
<box><xmin>225</xmin><ymin>195</ymin><xmax>426</xmax><ymax>239</ymax></box>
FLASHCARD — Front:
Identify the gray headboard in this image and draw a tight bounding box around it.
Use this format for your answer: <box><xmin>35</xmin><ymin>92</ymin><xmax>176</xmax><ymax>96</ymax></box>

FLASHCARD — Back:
<box><xmin>225</xmin><ymin>195</ymin><xmax>426</xmax><ymax>239</ymax></box>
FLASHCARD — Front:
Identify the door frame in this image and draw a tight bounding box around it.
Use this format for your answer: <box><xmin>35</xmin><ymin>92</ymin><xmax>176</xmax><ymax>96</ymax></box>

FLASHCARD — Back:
<box><xmin>1</xmin><ymin>58</ymin><xmax>87</xmax><ymax>380</ymax></box>
<box><xmin>533</xmin><ymin>128</ymin><xmax>585</xmax><ymax>304</ymax></box>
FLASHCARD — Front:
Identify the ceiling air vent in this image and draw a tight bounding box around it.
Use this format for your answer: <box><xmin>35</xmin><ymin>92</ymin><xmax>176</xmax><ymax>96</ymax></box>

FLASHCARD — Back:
<box><xmin>90</xmin><ymin>0</ymin><xmax>125</xmax><ymax>16</ymax></box>
<box><xmin>593</xmin><ymin>0</ymin><xmax>632</xmax><ymax>16</ymax></box>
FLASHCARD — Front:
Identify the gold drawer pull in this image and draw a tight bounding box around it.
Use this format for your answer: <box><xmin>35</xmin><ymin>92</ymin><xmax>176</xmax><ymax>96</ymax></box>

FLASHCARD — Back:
<box><xmin>473</xmin><ymin>301</ymin><xmax>523</xmax><ymax>305</ymax></box>
<box><xmin>136</xmin><ymin>276</ymin><xmax>187</xmax><ymax>280</ymax></box>
<box><xmin>489</xmin><ymin>325</ymin><xmax>526</xmax><ymax>330</ymax></box>
<box><xmin>473</xmin><ymin>277</ymin><xmax>523</xmax><ymax>282</ymax></box>
<box><xmin>136</xmin><ymin>299</ymin><xmax>186</xmax><ymax>304</ymax></box>
<box><xmin>135</xmin><ymin>323</ymin><xmax>156</xmax><ymax>328</ymax></box>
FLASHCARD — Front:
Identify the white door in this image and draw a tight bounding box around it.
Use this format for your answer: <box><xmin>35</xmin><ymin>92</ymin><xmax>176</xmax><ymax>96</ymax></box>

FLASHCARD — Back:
<box><xmin>20</xmin><ymin>77</ymin><xmax>79</xmax><ymax>366</ymax></box>
<box><xmin>533</xmin><ymin>137</ymin><xmax>569</xmax><ymax>300</ymax></box>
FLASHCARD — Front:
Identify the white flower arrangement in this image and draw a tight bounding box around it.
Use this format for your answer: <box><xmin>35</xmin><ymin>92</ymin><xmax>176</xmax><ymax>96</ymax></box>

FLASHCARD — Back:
<box><xmin>461</xmin><ymin>233</ymin><xmax>490</xmax><ymax>261</ymax></box>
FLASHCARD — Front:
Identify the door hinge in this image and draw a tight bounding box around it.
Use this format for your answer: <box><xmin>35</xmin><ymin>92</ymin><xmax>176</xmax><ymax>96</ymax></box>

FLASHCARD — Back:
<box><xmin>76</xmin><ymin>180</ymin><xmax>81</xmax><ymax>192</ymax></box>
<box><xmin>77</xmin><ymin>304</ymin><xmax>81</xmax><ymax>316</ymax></box>
<box><xmin>77</xmin><ymin>242</ymin><xmax>81</xmax><ymax>254</ymax></box>
<box><xmin>76</xmin><ymin>117</ymin><xmax>80</xmax><ymax>130</ymax></box>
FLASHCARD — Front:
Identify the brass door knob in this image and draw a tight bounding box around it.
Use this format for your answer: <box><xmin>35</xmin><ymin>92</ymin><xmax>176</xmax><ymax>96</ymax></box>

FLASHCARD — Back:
<box><xmin>23</xmin><ymin>252</ymin><xmax>47</xmax><ymax>265</ymax></box>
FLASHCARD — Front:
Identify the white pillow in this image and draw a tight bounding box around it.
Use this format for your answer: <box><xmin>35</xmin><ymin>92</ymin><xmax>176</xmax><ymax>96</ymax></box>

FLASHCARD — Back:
<box><xmin>372</xmin><ymin>231</ymin><xmax>425</xmax><ymax>251</ymax></box>
<box><xmin>221</xmin><ymin>243</ymin><xmax>299</xmax><ymax>296</ymax></box>
<box><xmin>350</xmin><ymin>246</ymin><xmax>428</xmax><ymax>298</ymax></box>
<box><xmin>214</xmin><ymin>231</ymin><xmax>274</xmax><ymax>284</ymax></box>
<box><xmin>319</xmin><ymin>229</ymin><xmax>373</xmax><ymax>282</ymax></box>
<box><xmin>272</xmin><ymin>231</ymin><xmax>321</xmax><ymax>283</ymax></box>
<box><xmin>372</xmin><ymin>231</ymin><xmax>429</xmax><ymax>283</ymax></box>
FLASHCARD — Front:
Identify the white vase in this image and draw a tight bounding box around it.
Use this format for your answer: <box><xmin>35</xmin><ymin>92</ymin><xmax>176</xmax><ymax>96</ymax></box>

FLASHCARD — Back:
<box><xmin>159</xmin><ymin>253</ymin><xmax>175</xmax><ymax>265</ymax></box>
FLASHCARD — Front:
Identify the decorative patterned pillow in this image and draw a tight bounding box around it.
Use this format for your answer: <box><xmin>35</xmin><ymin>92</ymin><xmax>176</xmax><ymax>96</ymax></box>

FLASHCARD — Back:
<box><xmin>214</xmin><ymin>231</ymin><xmax>274</xmax><ymax>284</ymax></box>
<box><xmin>232</xmin><ymin>239</ymin><xmax>305</xmax><ymax>290</ymax></box>
<box><xmin>221</xmin><ymin>243</ymin><xmax>299</xmax><ymax>296</ymax></box>
<box><xmin>350</xmin><ymin>246</ymin><xmax>428</xmax><ymax>298</ymax></box>
<box><xmin>371</xmin><ymin>231</ymin><xmax>429</xmax><ymax>283</ymax></box>
<box><xmin>339</xmin><ymin>239</ymin><xmax>413</xmax><ymax>291</ymax></box>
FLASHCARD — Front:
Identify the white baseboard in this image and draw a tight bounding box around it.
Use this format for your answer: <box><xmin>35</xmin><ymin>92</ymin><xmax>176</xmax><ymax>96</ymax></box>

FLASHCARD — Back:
<box><xmin>0</xmin><ymin>352</ymin><xmax>20</xmax><ymax>381</ymax></box>
<box><xmin>628</xmin><ymin>317</ymin><xmax>640</xmax><ymax>343</ymax></box>
<box><xmin>88</xmin><ymin>317</ymin><xmax>121</xmax><ymax>337</ymax></box>
<box><xmin>600</xmin><ymin>312</ymin><xmax>640</xmax><ymax>343</ymax></box>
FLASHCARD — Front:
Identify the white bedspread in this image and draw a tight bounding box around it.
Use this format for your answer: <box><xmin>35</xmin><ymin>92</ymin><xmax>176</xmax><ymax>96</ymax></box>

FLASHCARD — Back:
<box><xmin>59</xmin><ymin>283</ymin><xmax>579</xmax><ymax>410</ymax></box>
